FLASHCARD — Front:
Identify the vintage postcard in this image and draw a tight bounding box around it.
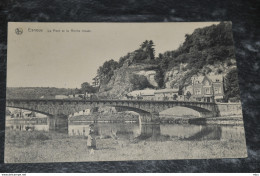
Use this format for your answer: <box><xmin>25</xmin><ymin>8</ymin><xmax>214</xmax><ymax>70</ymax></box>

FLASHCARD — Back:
<box><xmin>5</xmin><ymin>22</ymin><xmax>247</xmax><ymax>163</ymax></box>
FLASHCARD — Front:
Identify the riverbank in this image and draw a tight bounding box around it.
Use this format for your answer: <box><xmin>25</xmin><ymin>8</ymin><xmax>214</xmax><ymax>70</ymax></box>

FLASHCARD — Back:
<box><xmin>159</xmin><ymin>114</ymin><xmax>244</xmax><ymax>125</ymax></box>
<box><xmin>69</xmin><ymin>112</ymin><xmax>139</xmax><ymax>123</ymax></box>
<box><xmin>6</xmin><ymin>117</ymin><xmax>47</xmax><ymax>123</ymax></box>
<box><xmin>205</xmin><ymin>115</ymin><xmax>244</xmax><ymax>125</ymax></box>
<box><xmin>187</xmin><ymin>115</ymin><xmax>244</xmax><ymax>125</ymax></box>
<box><xmin>4</xmin><ymin>127</ymin><xmax>247</xmax><ymax>163</ymax></box>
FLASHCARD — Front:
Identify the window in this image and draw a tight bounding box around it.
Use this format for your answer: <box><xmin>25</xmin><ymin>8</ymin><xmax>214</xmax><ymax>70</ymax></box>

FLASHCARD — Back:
<box><xmin>214</xmin><ymin>87</ymin><xmax>221</xmax><ymax>94</ymax></box>
<box><xmin>196</xmin><ymin>98</ymin><xmax>201</xmax><ymax>101</ymax></box>
<box><xmin>205</xmin><ymin>88</ymin><xmax>210</xmax><ymax>94</ymax></box>
<box><xmin>216</xmin><ymin>79</ymin><xmax>219</xmax><ymax>82</ymax></box>
<box><xmin>195</xmin><ymin>89</ymin><xmax>201</xmax><ymax>95</ymax></box>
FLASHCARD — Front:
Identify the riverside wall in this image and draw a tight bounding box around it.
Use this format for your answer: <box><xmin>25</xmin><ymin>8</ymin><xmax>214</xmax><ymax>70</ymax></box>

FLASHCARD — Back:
<box><xmin>216</xmin><ymin>103</ymin><xmax>243</xmax><ymax>116</ymax></box>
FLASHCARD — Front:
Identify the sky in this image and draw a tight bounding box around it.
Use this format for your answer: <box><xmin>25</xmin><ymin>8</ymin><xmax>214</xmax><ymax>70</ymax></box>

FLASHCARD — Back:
<box><xmin>7</xmin><ymin>22</ymin><xmax>219</xmax><ymax>88</ymax></box>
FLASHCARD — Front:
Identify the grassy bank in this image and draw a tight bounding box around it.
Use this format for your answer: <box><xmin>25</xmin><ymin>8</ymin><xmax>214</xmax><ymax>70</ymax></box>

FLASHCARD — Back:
<box><xmin>5</xmin><ymin>129</ymin><xmax>247</xmax><ymax>163</ymax></box>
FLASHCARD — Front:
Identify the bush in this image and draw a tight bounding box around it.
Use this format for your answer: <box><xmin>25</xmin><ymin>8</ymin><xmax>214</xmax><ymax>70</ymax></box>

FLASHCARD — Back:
<box><xmin>217</xmin><ymin>68</ymin><xmax>223</xmax><ymax>74</ymax></box>
<box><xmin>228</xmin><ymin>97</ymin><xmax>240</xmax><ymax>102</ymax></box>
<box><xmin>224</xmin><ymin>68</ymin><xmax>240</xmax><ymax>101</ymax></box>
<box><xmin>130</xmin><ymin>74</ymin><xmax>154</xmax><ymax>90</ymax></box>
<box><xmin>154</xmin><ymin>70</ymin><xmax>164</xmax><ymax>88</ymax></box>
<box><xmin>34</xmin><ymin>133</ymin><xmax>50</xmax><ymax>141</ymax></box>
<box><xmin>227</xmin><ymin>61</ymin><xmax>233</xmax><ymax>67</ymax></box>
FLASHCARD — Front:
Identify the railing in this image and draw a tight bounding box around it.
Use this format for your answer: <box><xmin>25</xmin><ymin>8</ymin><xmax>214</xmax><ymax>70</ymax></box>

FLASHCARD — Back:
<box><xmin>6</xmin><ymin>98</ymin><xmax>216</xmax><ymax>104</ymax></box>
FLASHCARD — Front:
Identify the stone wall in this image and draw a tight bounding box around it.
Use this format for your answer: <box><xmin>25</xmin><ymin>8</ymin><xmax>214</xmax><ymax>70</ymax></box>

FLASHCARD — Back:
<box><xmin>216</xmin><ymin>103</ymin><xmax>243</xmax><ymax>116</ymax></box>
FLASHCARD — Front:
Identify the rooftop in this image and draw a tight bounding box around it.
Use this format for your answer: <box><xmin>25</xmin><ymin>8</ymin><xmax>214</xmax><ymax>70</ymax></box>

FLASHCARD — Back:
<box><xmin>128</xmin><ymin>89</ymin><xmax>155</xmax><ymax>96</ymax></box>
<box><xmin>154</xmin><ymin>88</ymin><xmax>179</xmax><ymax>94</ymax></box>
<box><xmin>208</xmin><ymin>75</ymin><xmax>223</xmax><ymax>82</ymax></box>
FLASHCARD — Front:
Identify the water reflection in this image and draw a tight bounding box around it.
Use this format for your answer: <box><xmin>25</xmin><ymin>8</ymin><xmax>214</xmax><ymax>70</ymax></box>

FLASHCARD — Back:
<box><xmin>48</xmin><ymin>117</ymin><xmax>68</xmax><ymax>133</ymax></box>
<box><xmin>183</xmin><ymin>126</ymin><xmax>222</xmax><ymax>141</ymax></box>
<box><xmin>5</xmin><ymin>116</ymin><xmax>245</xmax><ymax>143</ymax></box>
<box><xmin>6</xmin><ymin>117</ymin><xmax>49</xmax><ymax>131</ymax></box>
<box><xmin>68</xmin><ymin>122</ymin><xmax>140</xmax><ymax>140</ymax></box>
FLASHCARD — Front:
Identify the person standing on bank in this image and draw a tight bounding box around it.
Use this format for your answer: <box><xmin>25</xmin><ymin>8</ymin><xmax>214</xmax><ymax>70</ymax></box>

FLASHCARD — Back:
<box><xmin>87</xmin><ymin>124</ymin><xmax>97</xmax><ymax>150</ymax></box>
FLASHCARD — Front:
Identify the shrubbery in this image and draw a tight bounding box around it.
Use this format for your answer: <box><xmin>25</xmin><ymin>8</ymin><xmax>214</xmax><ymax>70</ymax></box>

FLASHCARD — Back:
<box><xmin>130</xmin><ymin>74</ymin><xmax>154</xmax><ymax>90</ymax></box>
<box><xmin>152</xmin><ymin>22</ymin><xmax>235</xmax><ymax>89</ymax></box>
<box><xmin>224</xmin><ymin>68</ymin><xmax>241</xmax><ymax>101</ymax></box>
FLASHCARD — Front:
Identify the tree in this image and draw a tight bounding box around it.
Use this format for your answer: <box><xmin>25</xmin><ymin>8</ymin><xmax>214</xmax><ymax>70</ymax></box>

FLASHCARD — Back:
<box><xmin>224</xmin><ymin>68</ymin><xmax>240</xmax><ymax>102</ymax></box>
<box><xmin>130</xmin><ymin>74</ymin><xmax>154</xmax><ymax>90</ymax></box>
<box><xmin>178</xmin><ymin>89</ymin><xmax>183</xmax><ymax>95</ymax></box>
<box><xmin>173</xmin><ymin>94</ymin><xmax>178</xmax><ymax>100</ymax></box>
<box><xmin>81</xmin><ymin>82</ymin><xmax>96</xmax><ymax>95</ymax></box>
<box><xmin>136</xmin><ymin>40</ymin><xmax>155</xmax><ymax>61</ymax></box>
<box><xmin>140</xmin><ymin>40</ymin><xmax>149</xmax><ymax>49</ymax></box>
<box><xmin>154</xmin><ymin>69</ymin><xmax>164</xmax><ymax>88</ymax></box>
<box><xmin>74</xmin><ymin>88</ymin><xmax>82</xmax><ymax>94</ymax></box>
<box><xmin>148</xmin><ymin>40</ymin><xmax>155</xmax><ymax>60</ymax></box>
<box><xmin>186</xmin><ymin>91</ymin><xmax>192</xmax><ymax>100</ymax></box>
<box><xmin>97</xmin><ymin>59</ymin><xmax>118</xmax><ymax>84</ymax></box>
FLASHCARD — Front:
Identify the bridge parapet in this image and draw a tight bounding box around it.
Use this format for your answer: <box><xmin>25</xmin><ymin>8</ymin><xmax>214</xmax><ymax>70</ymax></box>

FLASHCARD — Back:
<box><xmin>6</xmin><ymin>98</ymin><xmax>217</xmax><ymax>117</ymax></box>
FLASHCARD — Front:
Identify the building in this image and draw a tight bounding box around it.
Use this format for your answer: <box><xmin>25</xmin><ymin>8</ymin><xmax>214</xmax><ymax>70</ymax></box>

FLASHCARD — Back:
<box><xmin>154</xmin><ymin>88</ymin><xmax>179</xmax><ymax>101</ymax></box>
<box><xmin>128</xmin><ymin>89</ymin><xmax>155</xmax><ymax>100</ymax></box>
<box><xmin>40</xmin><ymin>95</ymin><xmax>55</xmax><ymax>99</ymax></box>
<box><xmin>55</xmin><ymin>95</ymin><xmax>69</xmax><ymax>99</ymax></box>
<box><xmin>209</xmin><ymin>75</ymin><xmax>225</xmax><ymax>102</ymax></box>
<box><xmin>189</xmin><ymin>75</ymin><xmax>224</xmax><ymax>102</ymax></box>
<box><xmin>140</xmin><ymin>91</ymin><xmax>155</xmax><ymax>100</ymax></box>
<box><xmin>68</xmin><ymin>94</ymin><xmax>84</xmax><ymax>99</ymax></box>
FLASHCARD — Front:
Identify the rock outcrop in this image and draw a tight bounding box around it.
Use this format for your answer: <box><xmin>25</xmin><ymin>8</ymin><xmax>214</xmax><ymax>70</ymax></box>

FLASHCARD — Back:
<box><xmin>97</xmin><ymin>22</ymin><xmax>238</xmax><ymax>98</ymax></box>
<box><xmin>98</xmin><ymin>63</ymin><xmax>158</xmax><ymax>98</ymax></box>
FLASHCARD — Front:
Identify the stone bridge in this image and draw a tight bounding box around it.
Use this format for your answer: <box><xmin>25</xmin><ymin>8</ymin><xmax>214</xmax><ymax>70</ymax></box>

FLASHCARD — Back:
<box><xmin>6</xmin><ymin>99</ymin><xmax>219</xmax><ymax>123</ymax></box>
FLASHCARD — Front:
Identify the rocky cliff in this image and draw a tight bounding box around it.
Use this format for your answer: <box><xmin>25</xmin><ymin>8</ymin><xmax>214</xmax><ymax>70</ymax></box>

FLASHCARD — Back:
<box><xmin>98</xmin><ymin>62</ymin><xmax>158</xmax><ymax>98</ymax></box>
<box><xmin>97</xmin><ymin>22</ymin><xmax>238</xmax><ymax>98</ymax></box>
<box><xmin>157</xmin><ymin>21</ymin><xmax>237</xmax><ymax>90</ymax></box>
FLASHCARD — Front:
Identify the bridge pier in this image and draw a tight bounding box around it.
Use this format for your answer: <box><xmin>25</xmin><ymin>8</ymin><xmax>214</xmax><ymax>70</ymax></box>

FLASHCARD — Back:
<box><xmin>48</xmin><ymin>115</ymin><xmax>68</xmax><ymax>133</ymax></box>
<box><xmin>199</xmin><ymin>111</ymin><xmax>214</xmax><ymax>118</ymax></box>
<box><xmin>198</xmin><ymin>105</ymin><xmax>219</xmax><ymax>118</ymax></box>
<box><xmin>139</xmin><ymin>112</ymin><xmax>160</xmax><ymax>124</ymax></box>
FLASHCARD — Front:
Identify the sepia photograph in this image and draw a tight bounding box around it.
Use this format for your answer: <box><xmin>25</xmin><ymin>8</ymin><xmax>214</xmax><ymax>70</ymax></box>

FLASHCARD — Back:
<box><xmin>5</xmin><ymin>22</ymin><xmax>247</xmax><ymax>163</ymax></box>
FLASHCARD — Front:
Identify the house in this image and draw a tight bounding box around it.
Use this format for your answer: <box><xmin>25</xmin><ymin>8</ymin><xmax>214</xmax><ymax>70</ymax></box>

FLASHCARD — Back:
<box><xmin>189</xmin><ymin>75</ymin><xmax>224</xmax><ymax>102</ymax></box>
<box><xmin>11</xmin><ymin>109</ymin><xmax>24</xmax><ymax>118</ymax></box>
<box><xmin>140</xmin><ymin>91</ymin><xmax>155</xmax><ymax>100</ymax></box>
<box><xmin>55</xmin><ymin>95</ymin><xmax>69</xmax><ymax>99</ymax></box>
<box><xmin>154</xmin><ymin>88</ymin><xmax>179</xmax><ymax>101</ymax></box>
<box><xmin>40</xmin><ymin>95</ymin><xmax>55</xmax><ymax>99</ymax></box>
<box><xmin>10</xmin><ymin>109</ymin><xmax>33</xmax><ymax>118</ymax></box>
<box><xmin>23</xmin><ymin>111</ymin><xmax>36</xmax><ymax>118</ymax></box>
<box><xmin>68</xmin><ymin>94</ymin><xmax>84</xmax><ymax>99</ymax></box>
<box><xmin>208</xmin><ymin>75</ymin><xmax>225</xmax><ymax>102</ymax></box>
<box><xmin>128</xmin><ymin>89</ymin><xmax>155</xmax><ymax>100</ymax></box>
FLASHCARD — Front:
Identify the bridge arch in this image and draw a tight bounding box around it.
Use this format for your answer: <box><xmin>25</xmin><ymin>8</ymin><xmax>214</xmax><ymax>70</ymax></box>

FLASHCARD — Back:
<box><xmin>6</xmin><ymin>99</ymin><xmax>218</xmax><ymax>123</ymax></box>
<box><xmin>6</xmin><ymin>105</ymin><xmax>53</xmax><ymax>117</ymax></box>
<box><xmin>180</xmin><ymin>105</ymin><xmax>215</xmax><ymax>117</ymax></box>
<box><xmin>68</xmin><ymin>105</ymin><xmax>153</xmax><ymax>124</ymax></box>
<box><xmin>159</xmin><ymin>105</ymin><xmax>212</xmax><ymax>118</ymax></box>
<box><xmin>103</xmin><ymin>105</ymin><xmax>150</xmax><ymax>114</ymax></box>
